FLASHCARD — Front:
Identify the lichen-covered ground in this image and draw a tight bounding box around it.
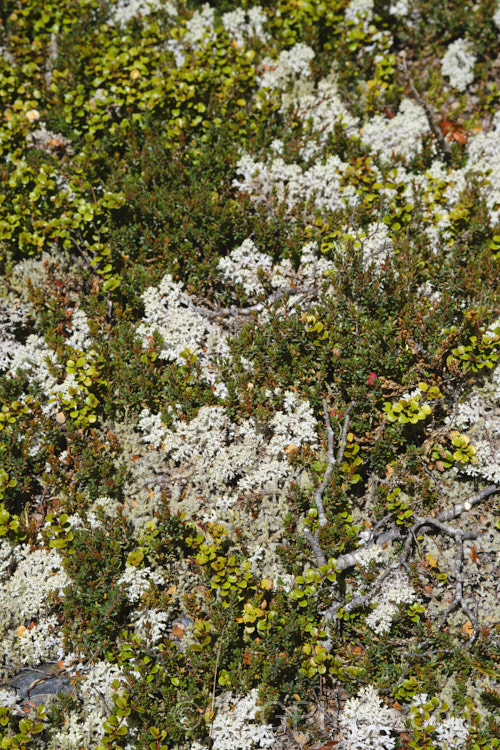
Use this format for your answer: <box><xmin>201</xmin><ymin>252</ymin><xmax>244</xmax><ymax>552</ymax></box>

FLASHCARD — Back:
<box><xmin>0</xmin><ymin>0</ymin><xmax>500</xmax><ymax>748</ymax></box>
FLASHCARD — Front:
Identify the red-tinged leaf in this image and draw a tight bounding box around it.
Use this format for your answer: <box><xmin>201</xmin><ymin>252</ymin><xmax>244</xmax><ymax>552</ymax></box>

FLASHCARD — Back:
<box><xmin>451</xmin><ymin>131</ymin><xmax>468</xmax><ymax>144</ymax></box>
<box><xmin>471</xmin><ymin>546</ymin><xmax>478</xmax><ymax>563</ymax></box>
<box><xmin>243</xmin><ymin>652</ymin><xmax>252</xmax><ymax>665</ymax></box>
<box><xmin>424</xmin><ymin>585</ymin><xmax>433</xmax><ymax>593</ymax></box>
<box><xmin>439</xmin><ymin>119</ymin><xmax>455</xmax><ymax>134</ymax></box>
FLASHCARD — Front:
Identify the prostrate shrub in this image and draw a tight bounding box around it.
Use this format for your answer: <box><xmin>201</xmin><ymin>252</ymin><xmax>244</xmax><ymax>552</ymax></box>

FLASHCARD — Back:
<box><xmin>0</xmin><ymin>0</ymin><xmax>499</xmax><ymax>748</ymax></box>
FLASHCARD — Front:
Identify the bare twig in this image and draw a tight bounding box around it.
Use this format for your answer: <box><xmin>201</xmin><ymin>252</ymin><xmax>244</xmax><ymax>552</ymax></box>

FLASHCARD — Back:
<box><xmin>436</xmin><ymin>530</ymin><xmax>481</xmax><ymax>646</ymax></box>
<box><xmin>209</xmin><ymin>627</ymin><xmax>226</xmax><ymax>740</ymax></box>
<box><xmin>398</xmin><ymin>51</ymin><xmax>451</xmax><ymax>163</ymax></box>
<box><xmin>355</xmin><ymin>484</ymin><xmax>499</xmax><ymax>552</ymax></box>
<box><xmin>437</xmin><ymin>484</ymin><xmax>498</xmax><ymax>523</ymax></box>
<box><xmin>304</xmin><ymin>402</ymin><xmax>356</xmax><ymax>564</ymax></box>
<box><xmin>314</xmin><ymin>401</ymin><xmax>356</xmax><ymax>527</ymax></box>
<box><xmin>304</xmin><ymin>527</ymin><xmax>327</xmax><ymax>567</ymax></box>
<box><xmin>320</xmin><ymin>485</ymin><xmax>498</xmax><ymax>641</ymax></box>
<box><xmin>192</xmin><ymin>285</ymin><xmax>320</xmax><ymax>320</ymax></box>
<box><xmin>336</xmin><ymin>401</ymin><xmax>356</xmax><ymax>466</ymax></box>
<box><xmin>314</xmin><ymin>401</ymin><xmax>336</xmax><ymax>527</ymax></box>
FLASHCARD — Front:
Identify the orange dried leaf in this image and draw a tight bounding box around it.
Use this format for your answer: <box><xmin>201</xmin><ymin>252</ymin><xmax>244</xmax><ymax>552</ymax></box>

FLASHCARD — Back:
<box><xmin>451</xmin><ymin>131</ymin><xmax>468</xmax><ymax>144</ymax></box>
<box><xmin>463</xmin><ymin>621</ymin><xmax>474</xmax><ymax>636</ymax></box>
<box><xmin>439</xmin><ymin>119</ymin><xmax>455</xmax><ymax>134</ymax></box>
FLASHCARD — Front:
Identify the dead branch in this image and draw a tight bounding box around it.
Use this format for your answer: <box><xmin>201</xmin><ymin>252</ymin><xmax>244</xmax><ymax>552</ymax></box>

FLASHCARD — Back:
<box><xmin>398</xmin><ymin>52</ymin><xmax>451</xmax><ymax>164</ymax></box>
<box><xmin>304</xmin><ymin>527</ymin><xmax>327</xmax><ymax>567</ymax></box>
<box><xmin>315</xmin><ymin>401</ymin><xmax>336</xmax><ymax>527</ymax></box>
<box><xmin>191</xmin><ymin>285</ymin><xmax>321</xmax><ymax>320</ymax></box>
<box><xmin>304</xmin><ymin>402</ymin><xmax>356</xmax><ymax>565</ymax></box>
<box><xmin>319</xmin><ymin>484</ymin><xmax>498</xmax><ymax>647</ymax></box>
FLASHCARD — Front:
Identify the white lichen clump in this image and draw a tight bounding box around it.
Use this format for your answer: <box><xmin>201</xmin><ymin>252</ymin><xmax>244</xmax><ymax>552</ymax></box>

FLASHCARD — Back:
<box><xmin>350</xmin><ymin>222</ymin><xmax>393</xmax><ymax>269</ymax></box>
<box><xmin>410</xmin><ymin>695</ymin><xmax>470</xmax><ymax>749</ymax></box>
<box><xmin>130</xmin><ymin>607</ymin><xmax>170</xmax><ymax>644</ymax></box>
<box><xmin>222</xmin><ymin>6</ymin><xmax>268</xmax><ymax>47</ymax></box>
<box><xmin>234</xmin><ymin>152</ymin><xmax>358</xmax><ymax>215</ymax></box>
<box><xmin>135</xmin><ymin>392</ymin><xmax>317</xmax><ymax>572</ymax></box>
<box><xmin>0</xmin><ymin>544</ymin><xmax>69</xmax><ymax>669</ymax></box>
<box><xmin>441</xmin><ymin>38</ymin><xmax>476</xmax><ymax>92</ymax></box>
<box><xmin>211</xmin><ymin>689</ymin><xmax>275</xmax><ymax>750</ymax></box>
<box><xmin>281</xmin><ymin>72</ymin><xmax>359</xmax><ymax>152</ymax></box>
<box><xmin>118</xmin><ymin>563</ymin><xmax>165</xmax><ymax>603</ymax></box>
<box><xmin>354</xmin><ymin>541</ymin><xmax>391</xmax><ymax>569</ymax></box>
<box><xmin>135</xmin><ymin>273</ymin><xmax>230</xmax><ymax>398</ymax></box>
<box><xmin>495</xmin><ymin>2</ymin><xmax>500</xmax><ymax>32</ymax></box>
<box><xmin>108</xmin><ymin>0</ymin><xmax>176</xmax><ymax>27</ymax></box>
<box><xmin>46</xmin><ymin>660</ymin><xmax>127</xmax><ymax>748</ymax></box>
<box><xmin>360</xmin><ymin>98</ymin><xmax>429</xmax><ymax>160</ymax></box>
<box><xmin>389</xmin><ymin>0</ymin><xmax>411</xmax><ymax>16</ymax></box>
<box><xmin>365</xmin><ymin>569</ymin><xmax>417</xmax><ymax>634</ymax></box>
<box><xmin>464</xmin><ymin>115</ymin><xmax>500</xmax><ymax>224</ymax></box>
<box><xmin>65</xmin><ymin>307</ymin><xmax>92</xmax><ymax>350</ymax></box>
<box><xmin>435</xmin><ymin>717</ymin><xmax>470</xmax><ymax>749</ymax></box>
<box><xmin>218</xmin><ymin>238</ymin><xmax>274</xmax><ymax>297</ymax></box>
<box><xmin>0</xmin><ymin>297</ymin><xmax>28</xmax><ymax>372</ymax></box>
<box><xmin>345</xmin><ymin>0</ymin><xmax>374</xmax><ymax>30</ymax></box>
<box><xmin>338</xmin><ymin>684</ymin><xmax>403</xmax><ymax>750</ymax></box>
<box><xmin>218</xmin><ymin>239</ymin><xmax>335</xmax><ymax>300</ymax></box>
<box><xmin>449</xmin><ymin>347</ymin><xmax>500</xmax><ymax>484</ymax></box>
<box><xmin>258</xmin><ymin>43</ymin><xmax>315</xmax><ymax>91</ymax></box>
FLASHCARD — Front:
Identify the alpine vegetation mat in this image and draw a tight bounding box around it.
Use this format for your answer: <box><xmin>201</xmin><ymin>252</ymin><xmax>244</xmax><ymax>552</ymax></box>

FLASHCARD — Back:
<box><xmin>0</xmin><ymin>0</ymin><xmax>500</xmax><ymax>748</ymax></box>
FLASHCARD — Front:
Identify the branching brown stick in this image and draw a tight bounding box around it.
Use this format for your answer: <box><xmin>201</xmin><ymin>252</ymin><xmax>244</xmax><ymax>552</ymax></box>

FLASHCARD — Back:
<box><xmin>319</xmin><ymin>484</ymin><xmax>498</xmax><ymax>649</ymax></box>
<box><xmin>303</xmin><ymin>527</ymin><xmax>327</xmax><ymax>567</ymax></box>
<box><xmin>192</xmin><ymin>285</ymin><xmax>321</xmax><ymax>319</ymax></box>
<box><xmin>305</xmin><ymin>402</ymin><xmax>356</xmax><ymax>566</ymax></box>
<box><xmin>315</xmin><ymin>401</ymin><xmax>356</xmax><ymax>527</ymax></box>
<box><xmin>398</xmin><ymin>51</ymin><xmax>451</xmax><ymax>163</ymax></box>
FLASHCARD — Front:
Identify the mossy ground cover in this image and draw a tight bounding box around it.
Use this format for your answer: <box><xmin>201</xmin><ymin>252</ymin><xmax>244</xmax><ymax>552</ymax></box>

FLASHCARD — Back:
<box><xmin>0</xmin><ymin>0</ymin><xmax>500</xmax><ymax>748</ymax></box>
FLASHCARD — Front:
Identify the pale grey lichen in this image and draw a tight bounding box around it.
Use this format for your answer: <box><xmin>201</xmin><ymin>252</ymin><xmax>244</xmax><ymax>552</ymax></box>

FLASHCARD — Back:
<box><xmin>365</xmin><ymin>569</ymin><xmax>416</xmax><ymax>635</ymax></box>
<box><xmin>338</xmin><ymin>684</ymin><xmax>403</xmax><ymax>750</ymax></box>
<box><xmin>211</xmin><ymin>689</ymin><xmax>276</xmax><ymax>750</ymax></box>
<box><xmin>135</xmin><ymin>273</ymin><xmax>230</xmax><ymax>398</ymax></box>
